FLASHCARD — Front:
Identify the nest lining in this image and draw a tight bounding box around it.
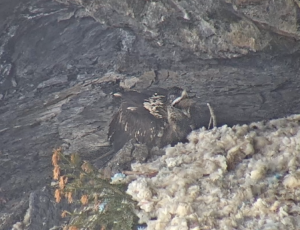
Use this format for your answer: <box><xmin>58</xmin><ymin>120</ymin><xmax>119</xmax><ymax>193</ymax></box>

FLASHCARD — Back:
<box><xmin>126</xmin><ymin>114</ymin><xmax>300</xmax><ymax>230</ymax></box>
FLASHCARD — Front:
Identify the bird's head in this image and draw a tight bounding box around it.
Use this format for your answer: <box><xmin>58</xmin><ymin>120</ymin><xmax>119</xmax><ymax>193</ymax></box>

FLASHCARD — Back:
<box><xmin>167</xmin><ymin>87</ymin><xmax>188</xmax><ymax>106</ymax></box>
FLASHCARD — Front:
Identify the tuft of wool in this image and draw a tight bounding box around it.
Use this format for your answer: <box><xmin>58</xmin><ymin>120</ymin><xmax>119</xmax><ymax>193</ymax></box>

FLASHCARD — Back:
<box><xmin>250</xmin><ymin>160</ymin><xmax>268</xmax><ymax>181</ymax></box>
<box><xmin>126</xmin><ymin>114</ymin><xmax>300</xmax><ymax>229</ymax></box>
<box><xmin>175</xmin><ymin>202</ymin><xmax>193</xmax><ymax>217</ymax></box>
<box><xmin>283</xmin><ymin>173</ymin><xmax>300</xmax><ymax>189</ymax></box>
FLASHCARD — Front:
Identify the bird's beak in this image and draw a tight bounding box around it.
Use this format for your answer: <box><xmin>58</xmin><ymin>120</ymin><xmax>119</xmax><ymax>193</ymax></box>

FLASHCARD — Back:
<box><xmin>181</xmin><ymin>90</ymin><xmax>188</xmax><ymax>99</ymax></box>
<box><xmin>171</xmin><ymin>90</ymin><xmax>188</xmax><ymax>106</ymax></box>
<box><xmin>113</xmin><ymin>92</ymin><xmax>123</xmax><ymax>97</ymax></box>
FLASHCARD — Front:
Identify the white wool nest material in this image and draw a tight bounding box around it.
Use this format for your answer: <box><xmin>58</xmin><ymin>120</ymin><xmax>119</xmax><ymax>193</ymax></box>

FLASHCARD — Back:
<box><xmin>126</xmin><ymin>114</ymin><xmax>300</xmax><ymax>230</ymax></box>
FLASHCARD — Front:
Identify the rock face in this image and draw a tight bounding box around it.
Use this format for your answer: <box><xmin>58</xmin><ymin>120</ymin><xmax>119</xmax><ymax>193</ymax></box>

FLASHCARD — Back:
<box><xmin>1</xmin><ymin>0</ymin><xmax>300</xmax><ymax>229</ymax></box>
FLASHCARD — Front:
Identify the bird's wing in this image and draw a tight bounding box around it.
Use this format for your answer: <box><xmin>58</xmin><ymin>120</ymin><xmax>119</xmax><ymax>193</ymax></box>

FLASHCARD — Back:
<box><xmin>108</xmin><ymin>100</ymin><xmax>165</xmax><ymax>151</ymax></box>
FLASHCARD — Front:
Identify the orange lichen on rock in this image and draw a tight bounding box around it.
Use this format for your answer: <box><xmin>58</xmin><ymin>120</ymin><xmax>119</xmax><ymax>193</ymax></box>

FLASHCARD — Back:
<box><xmin>59</xmin><ymin>176</ymin><xmax>67</xmax><ymax>189</ymax></box>
<box><xmin>52</xmin><ymin>147</ymin><xmax>61</xmax><ymax>166</ymax></box>
<box><xmin>80</xmin><ymin>194</ymin><xmax>89</xmax><ymax>205</ymax></box>
<box><xmin>66</xmin><ymin>192</ymin><xmax>73</xmax><ymax>204</ymax></box>
<box><xmin>53</xmin><ymin>165</ymin><xmax>60</xmax><ymax>180</ymax></box>
<box><xmin>54</xmin><ymin>189</ymin><xmax>62</xmax><ymax>203</ymax></box>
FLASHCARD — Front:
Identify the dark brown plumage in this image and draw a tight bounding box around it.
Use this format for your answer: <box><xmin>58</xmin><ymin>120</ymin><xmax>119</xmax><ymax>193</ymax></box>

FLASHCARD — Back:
<box><xmin>108</xmin><ymin>87</ymin><xmax>200</xmax><ymax>151</ymax></box>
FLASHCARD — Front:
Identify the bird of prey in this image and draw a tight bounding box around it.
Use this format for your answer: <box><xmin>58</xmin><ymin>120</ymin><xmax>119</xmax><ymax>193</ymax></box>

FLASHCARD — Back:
<box><xmin>108</xmin><ymin>87</ymin><xmax>202</xmax><ymax>151</ymax></box>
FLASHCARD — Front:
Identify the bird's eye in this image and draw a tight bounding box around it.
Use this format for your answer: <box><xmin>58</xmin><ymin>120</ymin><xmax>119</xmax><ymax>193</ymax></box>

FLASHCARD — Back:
<box><xmin>169</xmin><ymin>95</ymin><xmax>176</xmax><ymax>101</ymax></box>
<box><xmin>168</xmin><ymin>94</ymin><xmax>178</xmax><ymax>104</ymax></box>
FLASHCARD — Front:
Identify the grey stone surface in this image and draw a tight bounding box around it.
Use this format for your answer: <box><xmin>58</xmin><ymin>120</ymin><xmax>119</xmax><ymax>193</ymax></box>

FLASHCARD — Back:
<box><xmin>0</xmin><ymin>0</ymin><xmax>300</xmax><ymax>229</ymax></box>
